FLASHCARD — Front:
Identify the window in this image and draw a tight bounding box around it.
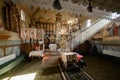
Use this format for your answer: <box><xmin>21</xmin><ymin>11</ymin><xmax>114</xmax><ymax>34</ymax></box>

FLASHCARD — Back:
<box><xmin>87</xmin><ymin>19</ymin><xmax>91</xmax><ymax>27</ymax></box>
<box><xmin>21</xmin><ymin>10</ymin><xmax>26</xmax><ymax>28</ymax></box>
<box><xmin>21</xmin><ymin>10</ymin><xmax>25</xmax><ymax>21</ymax></box>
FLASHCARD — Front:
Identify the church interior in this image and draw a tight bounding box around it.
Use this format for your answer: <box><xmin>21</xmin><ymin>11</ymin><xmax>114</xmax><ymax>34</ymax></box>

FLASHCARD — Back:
<box><xmin>0</xmin><ymin>0</ymin><xmax>120</xmax><ymax>80</ymax></box>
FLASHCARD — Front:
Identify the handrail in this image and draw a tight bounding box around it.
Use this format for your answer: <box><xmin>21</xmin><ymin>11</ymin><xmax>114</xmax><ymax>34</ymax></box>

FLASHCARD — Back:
<box><xmin>69</xmin><ymin>19</ymin><xmax>111</xmax><ymax>50</ymax></box>
<box><xmin>73</xmin><ymin>18</ymin><xmax>101</xmax><ymax>37</ymax></box>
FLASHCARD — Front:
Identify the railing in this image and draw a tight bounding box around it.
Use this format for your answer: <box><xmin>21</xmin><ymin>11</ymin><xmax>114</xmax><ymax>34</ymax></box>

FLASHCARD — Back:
<box><xmin>69</xmin><ymin>18</ymin><xmax>111</xmax><ymax>50</ymax></box>
<box><xmin>73</xmin><ymin>18</ymin><xmax>102</xmax><ymax>37</ymax></box>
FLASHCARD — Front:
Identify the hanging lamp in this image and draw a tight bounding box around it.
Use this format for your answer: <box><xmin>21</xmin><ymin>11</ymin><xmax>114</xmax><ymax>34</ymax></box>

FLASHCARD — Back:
<box><xmin>53</xmin><ymin>0</ymin><xmax>62</xmax><ymax>10</ymax></box>
<box><xmin>87</xmin><ymin>0</ymin><xmax>93</xmax><ymax>12</ymax></box>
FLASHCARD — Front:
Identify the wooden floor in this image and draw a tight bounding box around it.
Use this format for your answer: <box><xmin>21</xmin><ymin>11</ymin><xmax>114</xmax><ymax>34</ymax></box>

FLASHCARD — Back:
<box><xmin>0</xmin><ymin>58</ymin><xmax>62</xmax><ymax>80</ymax></box>
<box><xmin>0</xmin><ymin>53</ymin><xmax>120</xmax><ymax>80</ymax></box>
<box><xmin>83</xmin><ymin>54</ymin><xmax>120</xmax><ymax>80</ymax></box>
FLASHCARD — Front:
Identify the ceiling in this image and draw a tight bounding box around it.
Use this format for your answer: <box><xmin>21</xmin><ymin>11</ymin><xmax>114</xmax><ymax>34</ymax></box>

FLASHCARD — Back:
<box><xmin>12</xmin><ymin>0</ymin><xmax>120</xmax><ymax>22</ymax></box>
<box><xmin>13</xmin><ymin>0</ymin><xmax>120</xmax><ymax>14</ymax></box>
<box><xmin>65</xmin><ymin>0</ymin><xmax>120</xmax><ymax>13</ymax></box>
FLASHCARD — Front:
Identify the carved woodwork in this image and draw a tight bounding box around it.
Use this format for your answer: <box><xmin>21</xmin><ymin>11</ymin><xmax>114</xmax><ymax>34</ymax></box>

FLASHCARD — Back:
<box><xmin>36</xmin><ymin>21</ymin><xmax>55</xmax><ymax>49</ymax></box>
<box><xmin>20</xmin><ymin>43</ymin><xmax>32</xmax><ymax>54</ymax></box>
<box><xmin>0</xmin><ymin>34</ymin><xmax>11</xmax><ymax>40</ymax></box>
<box><xmin>3</xmin><ymin>0</ymin><xmax>20</xmax><ymax>32</ymax></box>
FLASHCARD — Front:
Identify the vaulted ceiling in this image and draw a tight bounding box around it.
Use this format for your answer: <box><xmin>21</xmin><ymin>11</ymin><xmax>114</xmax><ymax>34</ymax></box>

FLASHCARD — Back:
<box><xmin>31</xmin><ymin>0</ymin><xmax>120</xmax><ymax>14</ymax></box>
<box><xmin>65</xmin><ymin>0</ymin><xmax>120</xmax><ymax>13</ymax></box>
<box><xmin>13</xmin><ymin>0</ymin><xmax>120</xmax><ymax>23</ymax></box>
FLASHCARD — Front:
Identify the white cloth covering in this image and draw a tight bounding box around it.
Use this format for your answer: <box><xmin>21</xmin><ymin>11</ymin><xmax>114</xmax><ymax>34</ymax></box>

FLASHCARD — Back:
<box><xmin>49</xmin><ymin>44</ymin><xmax>57</xmax><ymax>52</ymax></box>
<box><xmin>29</xmin><ymin>50</ymin><xmax>43</xmax><ymax>57</ymax></box>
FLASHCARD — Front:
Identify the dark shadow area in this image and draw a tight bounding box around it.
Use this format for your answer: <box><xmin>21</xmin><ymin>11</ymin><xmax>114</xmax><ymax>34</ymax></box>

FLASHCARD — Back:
<box><xmin>41</xmin><ymin>66</ymin><xmax>60</xmax><ymax>75</ymax></box>
<box><xmin>83</xmin><ymin>53</ymin><xmax>120</xmax><ymax>80</ymax></box>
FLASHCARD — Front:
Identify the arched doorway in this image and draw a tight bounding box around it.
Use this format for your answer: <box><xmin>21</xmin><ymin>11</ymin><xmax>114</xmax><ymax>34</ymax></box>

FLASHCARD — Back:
<box><xmin>44</xmin><ymin>35</ymin><xmax>50</xmax><ymax>49</ymax></box>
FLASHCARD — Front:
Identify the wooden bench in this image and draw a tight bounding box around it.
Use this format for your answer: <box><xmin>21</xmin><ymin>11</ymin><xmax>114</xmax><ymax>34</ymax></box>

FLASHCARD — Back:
<box><xmin>0</xmin><ymin>55</ymin><xmax>24</xmax><ymax>75</ymax></box>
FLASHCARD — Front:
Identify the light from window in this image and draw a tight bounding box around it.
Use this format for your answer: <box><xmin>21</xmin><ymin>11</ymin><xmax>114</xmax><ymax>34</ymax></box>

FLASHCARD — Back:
<box><xmin>2</xmin><ymin>72</ymin><xmax>36</xmax><ymax>80</ymax></box>
<box><xmin>87</xmin><ymin>19</ymin><xmax>91</xmax><ymax>27</ymax></box>
<box><xmin>21</xmin><ymin>10</ymin><xmax>25</xmax><ymax>21</ymax></box>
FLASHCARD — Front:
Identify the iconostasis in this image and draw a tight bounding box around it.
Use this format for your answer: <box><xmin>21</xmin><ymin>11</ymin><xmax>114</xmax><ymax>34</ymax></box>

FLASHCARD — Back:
<box><xmin>34</xmin><ymin>12</ymin><xmax>81</xmax><ymax>49</ymax></box>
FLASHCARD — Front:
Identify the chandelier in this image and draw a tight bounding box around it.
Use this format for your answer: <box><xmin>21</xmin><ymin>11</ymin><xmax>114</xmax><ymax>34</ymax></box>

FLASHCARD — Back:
<box><xmin>53</xmin><ymin>0</ymin><xmax>62</xmax><ymax>10</ymax></box>
<box><xmin>87</xmin><ymin>0</ymin><xmax>93</xmax><ymax>12</ymax></box>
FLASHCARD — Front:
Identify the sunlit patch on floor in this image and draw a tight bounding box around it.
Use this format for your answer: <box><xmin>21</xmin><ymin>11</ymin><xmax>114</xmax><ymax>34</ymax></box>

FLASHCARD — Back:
<box><xmin>2</xmin><ymin>73</ymin><xmax>37</xmax><ymax>80</ymax></box>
